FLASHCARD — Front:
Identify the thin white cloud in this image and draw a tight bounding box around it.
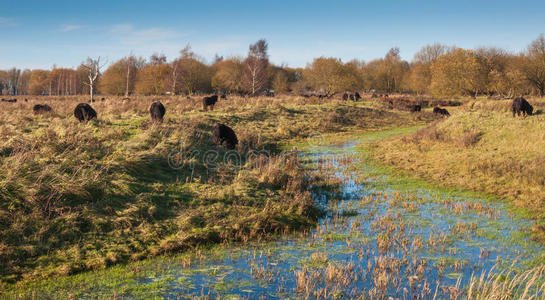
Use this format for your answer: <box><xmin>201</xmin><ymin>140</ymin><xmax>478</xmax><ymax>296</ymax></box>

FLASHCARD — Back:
<box><xmin>60</xmin><ymin>24</ymin><xmax>83</xmax><ymax>32</ymax></box>
<box><xmin>110</xmin><ymin>23</ymin><xmax>133</xmax><ymax>33</ymax></box>
<box><xmin>0</xmin><ymin>17</ymin><xmax>16</xmax><ymax>26</ymax></box>
<box><xmin>108</xmin><ymin>24</ymin><xmax>186</xmax><ymax>45</ymax></box>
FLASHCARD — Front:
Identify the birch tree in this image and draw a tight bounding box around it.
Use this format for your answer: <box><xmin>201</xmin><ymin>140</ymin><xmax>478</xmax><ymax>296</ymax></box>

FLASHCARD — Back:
<box><xmin>243</xmin><ymin>39</ymin><xmax>269</xmax><ymax>96</ymax></box>
<box><xmin>81</xmin><ymin>57</ymin><xmax>105</xmax><ymax>102</ymax></box>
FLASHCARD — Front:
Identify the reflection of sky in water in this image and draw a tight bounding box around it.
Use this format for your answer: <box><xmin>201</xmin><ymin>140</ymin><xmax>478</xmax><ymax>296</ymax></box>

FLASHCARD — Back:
<box><xmin>136</xmin><ymin>139</ymin><xmax>543</xmax><ymax>299</ymax></box>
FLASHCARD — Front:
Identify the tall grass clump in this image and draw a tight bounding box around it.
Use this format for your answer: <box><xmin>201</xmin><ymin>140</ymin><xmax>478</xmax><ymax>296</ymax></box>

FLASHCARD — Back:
<box><xmin>467</xmin><ymin>265</ymin><xmax>545</xmax><ymax>299</ymax></box>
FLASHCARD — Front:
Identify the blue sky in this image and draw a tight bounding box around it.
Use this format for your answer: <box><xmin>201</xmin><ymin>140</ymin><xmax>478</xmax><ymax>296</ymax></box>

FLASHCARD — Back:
<box><xmin>0</xmin><ymin>0</ymin><xmax>544</xmax><ymax>69</ymax></box>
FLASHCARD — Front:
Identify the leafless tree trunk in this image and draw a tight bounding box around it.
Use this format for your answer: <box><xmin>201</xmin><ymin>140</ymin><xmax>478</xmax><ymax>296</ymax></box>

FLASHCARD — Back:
<box><xmin>125</xmin><ymin>55</ymin><xmax>135</xmax><ymax>97</ymax></box>
<box><xmin>171</xmin><ymin>60</ymin><xmax>178</xmax><ymax>94</ymax></box>
<box><xmin>125</xmin><ymin>61</ymin><xmax>131</xmax><ymax>97</ymax></box>
<box><xmin>82</xmin><ymin>57</ymin><xmax>105</xmax><ymax>102</ymax></box>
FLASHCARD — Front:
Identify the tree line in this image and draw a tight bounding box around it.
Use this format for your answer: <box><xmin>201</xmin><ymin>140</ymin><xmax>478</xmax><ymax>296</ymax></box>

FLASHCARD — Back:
<box><xmin>2</xmin><ymin>35</ymin><xmax>545</xmax><ymax>98</ymax></box>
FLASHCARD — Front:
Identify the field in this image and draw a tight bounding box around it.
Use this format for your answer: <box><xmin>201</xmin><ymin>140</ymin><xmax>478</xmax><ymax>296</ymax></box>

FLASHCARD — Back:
<box><xmin>0</xmin><ymin>95</ymin><xmax>437</xmax><ymax>286</ymax></box>
<box><xmin>2</xmin><ymin>94</ymin><xmax>545</xmax><ymax>298</ymax></box>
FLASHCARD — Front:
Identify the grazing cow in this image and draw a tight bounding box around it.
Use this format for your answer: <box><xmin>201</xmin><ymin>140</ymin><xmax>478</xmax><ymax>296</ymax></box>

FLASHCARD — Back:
<box><xmin>203</xmin><ymin>95</ymin><xmax>218</xmax><ymax>111</ymax></box>
<box><xmin>74</xmin><ymin>103</ymin><xmax>97</xmax><ymax>122</ymax></box>
<box><xmin>433</xmin><ymin>107</ymin><xmax>450</xmax><ymax>116</ymax></box>
<box><xmin>33</xmin><ymin>104</ymin><xmax>52</xmax><ymax>114</ymax></box>
<box><xmin>354</xmin><ymin>92</ymin><xmax>361</xmax><ymax>101</ymax></box>
<box><xmin>24</xmin><ymin>99</ymin><xmax>28</xmax><ymax>102</ymax></box>
<box><xmin>409</xmin><ymin>104</ymin><xmax>421</xmax><ymax>112</ymax></box>
<box><xmin>150</xmin><ymin>101</ymin><xmax>166</xmax><ymax>123</ymax></box>
<box><xmin>101</xmin><ymin>97</ymin><xmax>106</xmax><ymax>102</ymax></box>
<box><xmin>349</xmin><ymin>94</ymin><xmax>355</xmax><ymax>101</ymax></box>
<box><xmin>512</xmin><ymin>97</ymin><xmax>533</xmax><ymax>117</ymax></box>
<box><xmin>212</xmin><ymin>123</ymin><xmax>238</xmax><ymax>150</ymax></box>
<box><xmin>387</xmin><ymin>100</ymin><xmax>394</xmax><ymax>109</ymax></box>
<box><xmin>186</xmin><ymin>95</ymin><xmax>191</xmax><ymax>100</ymax></box>
<box><xmin>1</xmin><ymin>98</ymin><xmax>17</xmax><ymax>103</ymax></box>
<box><xmin>264</xmin><ymin>90</ymin><xmax>275</xmax><ymax>97</ymax></box>
<box><xmin>342</xmin><ymin>93</ymin><xmax>348</xmax><ymax>100</ymax></box>
<box><xmin>220</xmin><ymin>94</ymin><xmax>227</xmax><ymax>99</ymax></box>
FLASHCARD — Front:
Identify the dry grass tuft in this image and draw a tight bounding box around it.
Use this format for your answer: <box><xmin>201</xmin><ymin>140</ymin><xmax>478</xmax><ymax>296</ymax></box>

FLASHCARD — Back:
<box><xmin>467</xmin><ymin>265</ymin><xmax>545</xmax><ymax>299</ymax></box>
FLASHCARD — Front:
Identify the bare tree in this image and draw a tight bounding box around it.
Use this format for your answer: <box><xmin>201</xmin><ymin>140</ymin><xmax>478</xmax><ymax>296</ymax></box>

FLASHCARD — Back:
<box><xmin>413</xmin><ymin>43</ymin><xmax>450</xmax><ymax>64</ymax></box>
<box><xmin>520</xmin><ymin>34</ymin><xmax>545</xmax><ymax>96</ymax></box>
<box><xmin>213</xmin><ymin>54</ymin><xmax>224</xmax><ymax>64</ymax></box>
<box><xmin>125</xmin><ymin>54</ymin><xmax>135</xmax><ymax>97</ymax></box>
<box><xmin>81</xmin><ymin>57</ymin><xmax>106</xmax><ymax>102</ymax></box>
<box><xmin>5</xmin><ymin>68</ymin><xmax>21</xmax><ymax>95</ymax></box>
<box><xmin>150</xmin><ymin>53</ymin><xmax>167</xmax><ymax>65</ymax></box>
<box><xmin>243</xmin><ymin>39</ymin><xmax>269</xmax><ymax>96</ymax></box>
<box><xmin>171</xmin><ymin>59</ymin><xmax>178</xmax><ymax>94</ymax></box>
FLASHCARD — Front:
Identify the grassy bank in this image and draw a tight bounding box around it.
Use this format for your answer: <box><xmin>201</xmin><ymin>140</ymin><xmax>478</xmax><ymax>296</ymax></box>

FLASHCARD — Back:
<box><xmin>370</xmin><ymin>97</ymin><xmax>545</xmax><ymax>239</ymax></box>
<box><xmin>0</xmin><ymin>95</ymin><xmax>437</xmax><ymax>287</ymax></box>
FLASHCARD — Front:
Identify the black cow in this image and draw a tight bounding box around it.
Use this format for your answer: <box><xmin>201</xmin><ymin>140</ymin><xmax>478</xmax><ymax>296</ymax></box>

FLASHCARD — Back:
<box><xmin>433</xmin><ymin>107</ymin><xmax>450</xmax><ymax>116</ymax></box>
<box><xmin>349</xmin><ymin>94</ymin><xmax>355</xmax><ymax>101</ymax></box>
<box><xmin>220</xmin><ymin>94</ymin><xmax>227</xmax><ymax>99</ymax></box>
<box><xmin>512</xmin><ymin>97</ymin><xmax>533</xmax><ymax>117</ymax></box>
<box><xmin>355</xmin><ymin>92</ymin><xmax>361</xmax><ymax>101</ymax></box>
<box><xmin>203</xmin><ymin>95</ymin><xmax>218</xmax><ymax>111</ymax></box>
<box><xmin>150</xmin><ymin>101</ymin><xmax>166</xmax><ymax>123</ymax></box>
<box><xmin>1</xmin><ymin>98</ymin><xmax>17</xmax><ymax>103</ymax></box>
<box><xmin>33</xmin><ymin>104</ymin><xmax>52</xmax><ymax>114</ymax></box>
<box><xmin>212</xmin><ymin>123</ymin><xmax>238</xmax><ymax>150</ymax></box>
<box><xmin>409</xmin><ymin>104</ymin><xmax>421</xmax><ymax>112</ymax></box>
<box><xmin>387</xmin><ymin>100</ymin><xmax>394</xmax><ymax>109</ymax></box>
<box><xmin>342</xmin><ymin>93</ymin><xmax>348</xmax><ymax>101</ymax></box>
<box><xmin>74</xmin><ymin>103</ymin><xmax>97</xmax><ymax>122</ymax></box>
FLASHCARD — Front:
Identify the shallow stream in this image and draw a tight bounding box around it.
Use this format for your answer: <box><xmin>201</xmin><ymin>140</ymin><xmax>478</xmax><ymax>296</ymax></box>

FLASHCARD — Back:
<box><xmin>12</xmin><ymin>132</ymin><xmax>544</xmax><ymax>299</ymax></box>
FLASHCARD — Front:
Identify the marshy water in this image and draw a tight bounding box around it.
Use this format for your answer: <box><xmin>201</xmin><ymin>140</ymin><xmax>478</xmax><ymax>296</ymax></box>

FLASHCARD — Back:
<box><xmin>18</xmin><ymin>133</ymin><xmax>544</xmax><ymax>299</ymax></box>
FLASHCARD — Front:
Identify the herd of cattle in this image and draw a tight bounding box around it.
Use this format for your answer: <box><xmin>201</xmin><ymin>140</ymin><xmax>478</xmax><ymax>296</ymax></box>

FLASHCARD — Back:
<box><xmin>0</xmin><ymin>94</ymin><xmax>537</xmax><ymax>150</ymax></box>
<box><xmin>72</xmin><ymin>100</ymin><xmax>238</xmax><ymax>149</ymax></box>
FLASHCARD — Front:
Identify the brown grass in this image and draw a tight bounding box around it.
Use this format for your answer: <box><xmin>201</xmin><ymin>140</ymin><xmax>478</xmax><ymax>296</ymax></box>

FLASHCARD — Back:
<box><xmin>0</xmin><ymin>94</ymin><xmax>437</xmax><ymax>284</ymax></box>
<box><xmin>372</xmin><ymin>100</ymin><xmax>545</xmax><ymax>230</ymax></box>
